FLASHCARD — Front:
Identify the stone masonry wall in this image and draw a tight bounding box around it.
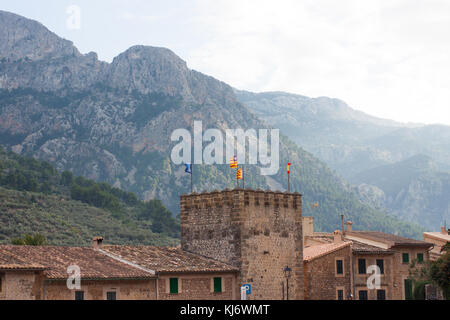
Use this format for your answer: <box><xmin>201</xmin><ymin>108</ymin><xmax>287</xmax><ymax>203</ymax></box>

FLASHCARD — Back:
<box><xmin>44</xmin><ymin>279</ymin><xmax>157</xmax><ymax>300</ymax></box>
<box><xmin>157</xmin><ymin>273</ymin><xmax>237</xmax><ymax>300</ymax></box>
<box><xmin>0</xmin><ymin>271</ymin><xmax>43</xmax><ymax>300</ymax></box>
<box><xmin>180</xmin><ymin>189</ymin><xmax>304</xmax><ymax>300</ymax></box>
<box><xmin>304</xmin><ymin>244</ymin><xmax>352</xmax><ymax>300</ymax></box>
<box><xmin>352</xmin><ymin>253</ymin><xmax>394</xmax><ymax>300</ymax></box>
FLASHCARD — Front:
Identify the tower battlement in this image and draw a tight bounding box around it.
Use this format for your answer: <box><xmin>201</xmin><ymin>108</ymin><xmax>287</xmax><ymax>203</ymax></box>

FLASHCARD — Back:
<box><xmin>180</xmin><ymin>188</ymin><xmax>302</xmax><ymax>210</ymax></box>
<box><xmin>180</xmin><ymin>188</ymin><xmax>304</xmax><ymax>300</ymax></box>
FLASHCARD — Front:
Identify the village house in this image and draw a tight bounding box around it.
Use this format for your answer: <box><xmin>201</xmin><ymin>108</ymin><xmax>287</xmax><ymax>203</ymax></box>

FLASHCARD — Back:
<box><xmin>423</xmin><ymin>226</ymin><xmax>450</xmax><ymax>261</ymax></box>
<box><xmin>98</xmin><ymin>243</ymin><xmax>240</xmax><ymax>300</ymax></box>
<box><xmin>345</xmin><ymin>227</ymin><xmax>433</xmax><ymax>299</ymax></box>
<box><xmin>0</xmin><ymin>243</ymin><xmax>156</xmax><ymax>300</ymax></box>
<box><xmin>0</xmin><ymin>238</ymin><xmax>239</xmax><ymax>300</ymax></box>
<box><xmin>303</xmin><ymin>217</ymin><xmax>434</xmax><ymax>300</ymax></box>
<box><xmin>303</xmin><ymin>231</ymin><xmax>352</xmax><ymax>300</ymax></box>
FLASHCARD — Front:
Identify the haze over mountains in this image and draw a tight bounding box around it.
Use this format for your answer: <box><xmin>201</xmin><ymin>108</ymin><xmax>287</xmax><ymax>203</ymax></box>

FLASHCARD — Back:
<box><xmin>235</xmin><ymin>91</ymin><xmax>450</xmax><ymax>230</ymax></box>
<box><xmin>0</xmin><ymin>10</ymin><xmax>446</xmax><ymax>240</ymax></box>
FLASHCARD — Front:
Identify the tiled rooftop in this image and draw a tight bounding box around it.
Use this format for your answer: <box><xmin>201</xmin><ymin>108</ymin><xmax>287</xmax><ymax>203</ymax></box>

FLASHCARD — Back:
<box><xmin>303</xmin><ymin>242</ymin><xmax>351</xmax><ymax>262</ymax></box>
<box><xmin>0</xmin><ymin>263</ymin><xmax>46</xmax><ymax>270</ymax></box>
<box><xmin>101</xmin><ymin>245</ymin><xmax>239</xmax><ymax>273</ymax></box>
<box><xmin>423</xmin><ymin>231</ymin><xmax>450</xmax><ymax>242</ymax></box>
<box><xmin>350</xmin><ymin>240</ymin><xmax>395</xmax><ymax>254</ymax></box>
<box><xmin>0</xmin><ymin>245</ymin><xmax>155</xmax><ymax>279</ymax></box>
<box><xmin>102</xmin><ymin>245</ymin><xmax>238</xmax><ymax>272</ymax></box>
<box><xmin>346</xmin><ymin>231</ymin><xmax>433</xmax><ymax>248</ymax></box>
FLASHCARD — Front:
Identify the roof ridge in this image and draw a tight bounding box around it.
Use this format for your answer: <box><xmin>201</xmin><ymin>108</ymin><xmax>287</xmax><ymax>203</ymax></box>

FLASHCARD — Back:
<box><xmin>97</xmin><ymin>248</ymin><xmax>156</xmax><ymax>275</ymax></box>
<box><xmin>304</xmin><ymin>241</ymin><xmax>351</xmax><ymax>262</ymax></box>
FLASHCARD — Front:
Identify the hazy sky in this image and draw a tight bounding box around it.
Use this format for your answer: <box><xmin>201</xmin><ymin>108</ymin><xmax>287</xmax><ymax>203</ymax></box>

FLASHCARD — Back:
<box><xmin>1</xmin><ymin>0</ymin><xmax>450</xmax><ymax>125</ymax></box>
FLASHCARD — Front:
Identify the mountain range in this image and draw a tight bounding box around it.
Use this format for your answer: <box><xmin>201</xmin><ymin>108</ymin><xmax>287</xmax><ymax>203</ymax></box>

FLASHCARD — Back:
<box><xmin>0</xmin><ymin>10</ymin><xmax>432</xmax><ymax>240</ymax></box>
<box><xmin>235</xmin><ymin>91</ymin><xmax>450</xmax><ymax>230</ymax></box>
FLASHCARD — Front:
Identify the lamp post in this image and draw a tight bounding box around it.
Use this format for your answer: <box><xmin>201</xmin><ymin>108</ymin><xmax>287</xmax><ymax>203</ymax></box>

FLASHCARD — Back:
<box><xmin>283</xmin><ymin>266</ymin><xmax>292</xmax><ymax>300</ymax></box>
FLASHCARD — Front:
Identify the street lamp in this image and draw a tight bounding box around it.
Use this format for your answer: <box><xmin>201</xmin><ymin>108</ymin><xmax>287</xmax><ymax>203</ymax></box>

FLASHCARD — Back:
<box><xmin>283</xmin><ymin>266</ymin><xmax>292</xmax><ymax>300</ymax></box>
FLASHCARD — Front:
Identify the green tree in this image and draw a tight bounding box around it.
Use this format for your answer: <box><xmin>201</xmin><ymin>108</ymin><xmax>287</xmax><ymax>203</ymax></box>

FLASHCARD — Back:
<box><xmin>139</xmin><ymin>200</ymin><xmax>179</xmax><ymax>237</ymax></box>
<box><xmin>12</xmin><ymin>233</ymin><xmax>48</xmax><ymax>245</ymax></box>
<box><xmin>60</xmin><ymin>170</ymin><xmax>73</xmax><ymax>186</ymax></box>
<box><xmin>430</xmin><ymin>246</ymin><xmax>450</xmax><ymax>299</ymax></box>
<box><xmin>39</xmin><ymin>181</ymin><xmax>52</xmax><ymax>194</ymax></box>
<box><xmin>26</xmin><ymin>176</ymin><xmax>38</xmax><ymax>192</ymax></box>
<box><xmin>409</xmin><ymin>245</ymin><xmax>450</xmax><ymax>300</ymax></box>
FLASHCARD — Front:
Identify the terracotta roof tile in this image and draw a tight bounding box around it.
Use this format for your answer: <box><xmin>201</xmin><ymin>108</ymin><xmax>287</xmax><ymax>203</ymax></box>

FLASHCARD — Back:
<box><xmin>346</xmin><ymin>231</ymin><xmax>433</xmax><ymax>248</ymax></box>
<box><xmin>0</xmin><ymin>263</ymin><xmax>47</xmax><ymax>270</ymax></box>
<box><xmin>423</xmin><ymin>232</ymin><xmax>450</xmax><ymax>242</ymax></box>
<box><xmin>0</xmin><ymin>245</ymin><xmax>154</xmax><ymax>279</ymax></box>
<box><xmin>349</xmin><ymin>240</ymin><xmax>395</xmax><ymax>254</ymax></box>
<box><xmin>101</xmin><ymin>245</ymin><xmax>239</xmax><ymax>273</ymax></box>
<box><xmin>303</xmin><ymin>242</ymin><xmax>351</xmax><ymax>262</ymax></box>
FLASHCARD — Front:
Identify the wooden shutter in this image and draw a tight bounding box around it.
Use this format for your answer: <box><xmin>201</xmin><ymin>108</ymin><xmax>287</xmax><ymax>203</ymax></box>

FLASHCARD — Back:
<box><xmin>358</xmin><ymin>290</ymin><xmax>368</xmax><ymax>300</ymax></box>
<box><xmin>358</xmin><ymin>259</ymin><xmax>366</xmax><ymax>274</ymax></box>
<box><xmin>402</xmin><ymin>253</ymin><xmax>409</xmax><ymax>263</ymax></box>
<box><xmin>376</xmin><ymin>259</ymin><xmax>384</xmax><ymax>274</ymax></box>
<box><xmin>417</xmin><ymin>253</ymin><xmax>424</xmax><ymax>263</ymax></box>
<box><xmin>170</xmin><ymin>278</ymin><xmax>179</xmax><ymax>294</ymax></box>
<box><xmin>377</xmin><ymin>290</ymin><xmax>386</xmax><ymax>300</ymax></box>
<box><xmin>404</xmin><ymin>279</ymin><xmax>413</xmax><ymax>300</ymax></box>
<box><xmin>213</xmin><ymin>277</ymin><xmax>222</xmax><ymax>293</ymax></box>
<box><xmin>336</xmin><ymin>260</ymin><xmax>343</xmax><ymax>275</ymax></box>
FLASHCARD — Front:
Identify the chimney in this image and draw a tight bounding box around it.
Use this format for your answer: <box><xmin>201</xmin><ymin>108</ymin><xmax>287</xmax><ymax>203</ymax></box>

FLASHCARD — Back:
<box><xmin>92</xmin><ymin>236</ymin><xmax>104</xmax><ymax>249</ymax></box>
<box><xmin>346</xmin><ymin>221</ymin><xmax>353</xmax><ymax>232</ymax></box>
<box><xmin>333</xmin><ymin>230</ymin><xmax>343</xmax><ymax>243</ymax></box>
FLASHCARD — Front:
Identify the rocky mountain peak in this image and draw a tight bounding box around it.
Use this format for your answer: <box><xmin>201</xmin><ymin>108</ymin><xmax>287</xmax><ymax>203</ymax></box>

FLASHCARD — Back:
<box><xmin>107</xmin><ymin>45</ymin><xmax>193</xmax><ymax>97</ymax></box>
<box><xmin>0</xmin><ymin>10</ymin><xmax>80</xmax><ymax>62</ymax></box>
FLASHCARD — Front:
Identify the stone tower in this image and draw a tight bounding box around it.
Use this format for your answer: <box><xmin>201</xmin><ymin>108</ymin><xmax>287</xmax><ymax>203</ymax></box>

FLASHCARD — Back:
<box><xmin>180</xmin><ymin>188</ymin><xmax>304</xmax><ymax>300</ymax></box>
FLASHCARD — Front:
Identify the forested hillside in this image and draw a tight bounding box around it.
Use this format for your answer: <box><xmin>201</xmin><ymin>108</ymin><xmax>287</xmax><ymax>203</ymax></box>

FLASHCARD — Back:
<box><xmin>0</xmin><ymin>146</ymin><xmax>179</xmax><ymax>245</ymax></box>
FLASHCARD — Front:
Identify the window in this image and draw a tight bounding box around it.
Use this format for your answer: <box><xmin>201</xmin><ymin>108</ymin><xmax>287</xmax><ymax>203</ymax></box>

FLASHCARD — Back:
<box><xmin>75</xmin><ymin>291</ymin><xmax>84</xmax><ymax>300</ymax></box>
<box><xmin>337</xmin><ymin>289</ymin><xmax>344</xmax><ymax>300</ymax></box>
<box><xmin>213</xmin><ymin>277</ymin><xmax>222</xmax><ymax>293</ymax></box>
<box><xmin>417</xmin><ymin>253</ymin><xmax>424</xmax><ymax>263</ymax></box>
<box><xmin>376</xmin><ymin>259</ymin><xmax>384</xmax><ymax>274</ymax></box>
<box><xmin>358</xmin><ymin>290</ymin><xmax>368</xmax><ymax>300</ymax></box>
<box><xmin>404</xmin><ymin>279</ymin><xmax>413</xmax><ymax>300</ymax></box>
<box><xmin>336</xmin><ymin>259</ymin><xmax>343</xmax><ymax>275</ymax></box>
<box><xmin>358</xmin><ymin>259</ymin><xmax>366</xmax><ymax>274</ymax></box>
<box><xmin>170</xmin><ymin>278</ymin><xmax>179</xmax><ymax>294</ymax></box>
<box><xmin>402</xmin><ymin>253</ymin><xmax>410</xmax><ymax>263</ymax></box>
<box><xmin>106</xmin><ymin>291</ymin><xmax>116</xmax><ymax>300</ymax></box>
<box><xmin>377</xmin><ymin>290</ymin><xmax>386</xmax><ymax>300</ymax></box>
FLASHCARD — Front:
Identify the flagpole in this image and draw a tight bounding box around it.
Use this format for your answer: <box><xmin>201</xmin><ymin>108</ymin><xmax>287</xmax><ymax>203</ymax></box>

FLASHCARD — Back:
<box><xmin>288</xmin><ymin>172</ymin><xmax>290</xmax><ymax>193</ymax></box>
<box><xmin>243</xmin><ymin>165</ymin><xmax>245</xmax><ymax>189</ymax></box>
<box><xmin>287</xmin><ymin>161</ymin><xmax>290</xmax><ymax>192</ymax></box>
<box><xmin>191</xmin><ymin>164</ymin><xmax>193</xmax><ymax>194</ymax></box>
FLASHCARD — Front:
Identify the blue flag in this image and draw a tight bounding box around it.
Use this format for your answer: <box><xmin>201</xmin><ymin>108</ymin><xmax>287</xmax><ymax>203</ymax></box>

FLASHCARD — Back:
<box><xmin>185</xmin><ymin>163</ymin><xmax>192</xmax><ymax>174</ymax></box>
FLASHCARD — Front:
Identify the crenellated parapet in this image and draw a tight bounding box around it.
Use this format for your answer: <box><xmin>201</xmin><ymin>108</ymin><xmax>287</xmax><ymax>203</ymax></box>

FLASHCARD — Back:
<box><xmin>180</xmin><ymin>188</ymin><xmax>302</xmax><ymax>211</ymax></box>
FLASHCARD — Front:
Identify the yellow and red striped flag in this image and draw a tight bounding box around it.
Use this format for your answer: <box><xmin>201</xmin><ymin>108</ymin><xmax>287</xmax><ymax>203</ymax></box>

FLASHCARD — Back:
<box><xmin>287</xmin><ymin>162</ymin><xmax>291</xmax><ymax>174</ymax></box>
<box><xmin>230</xmin><ymin>155</ymin><xmax>238</xmax><ymax>168</ymax></box>
<box><xmin>236</xmin><ymin>168</ymin><xmax>242</xmax><ymax>180</ymax></box>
